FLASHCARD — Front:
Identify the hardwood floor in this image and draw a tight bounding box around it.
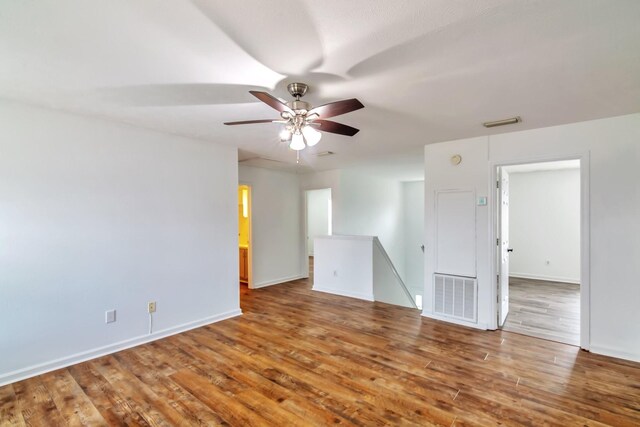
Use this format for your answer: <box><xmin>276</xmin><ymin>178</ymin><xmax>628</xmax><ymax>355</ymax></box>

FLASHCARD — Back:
<box><xmin>2</xmin><ymin>276</ymin><xmax>640</xmax><ymax>425</ymax></box>
<box><xmin>503</xmin><ymin>277</ymin><xmax>580</xmax><ymax>346</ymax></box>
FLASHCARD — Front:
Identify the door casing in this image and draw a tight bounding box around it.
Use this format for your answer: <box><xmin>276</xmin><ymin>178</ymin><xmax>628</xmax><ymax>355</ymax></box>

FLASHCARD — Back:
<box><xmin>497</xmin><ymin>168</ymin><xmax>510</xmax><ymax>327</ymax></box>
<box><xmin>490</xmin><ymin>152</ymin><xmax>590</xmax><ymax>350</ymax></box>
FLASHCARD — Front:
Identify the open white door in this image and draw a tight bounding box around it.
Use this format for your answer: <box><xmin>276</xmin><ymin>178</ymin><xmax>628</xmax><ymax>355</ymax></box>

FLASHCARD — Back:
<box><xmin>498</xmin><ymin>168</ymin><xmax>510</xmax><ymax>326</ymax></box>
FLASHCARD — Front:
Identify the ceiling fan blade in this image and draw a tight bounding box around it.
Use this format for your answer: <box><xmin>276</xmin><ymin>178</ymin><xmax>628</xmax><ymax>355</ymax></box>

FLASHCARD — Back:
<box><xmin>191</xmin><ymin>0</ymin><xmax>323</xmax><ymax>76</ymax></box>
<box><xmin>345</xmin><ymin>1</ymin><xmax>521</xmax><ymax>78</ymax></box>
<box><xmin>250</xmin><ymin>91</ymin><xmax>293</xmax><ymax>114</ymax></box>
<box><xmin>224</xmin><ymin>119</ymin><xmax>278</xmax><ymax>125</ymax></box>
<box><xmin>315</xmin><ymin>120</ymin><xmax>360</xmax><ymax>136</ymax></box>
<box><xmin>308</xmin><ymin>98</ymin><xmax>364</xmax><ymax>119</ymax></box>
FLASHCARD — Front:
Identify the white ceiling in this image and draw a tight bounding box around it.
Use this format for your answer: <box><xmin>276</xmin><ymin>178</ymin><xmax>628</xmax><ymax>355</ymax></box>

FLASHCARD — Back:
<box><xmin>1</xmin><ymin>1</ymin><xmax>639</xmax><ymax>180</ymax></box>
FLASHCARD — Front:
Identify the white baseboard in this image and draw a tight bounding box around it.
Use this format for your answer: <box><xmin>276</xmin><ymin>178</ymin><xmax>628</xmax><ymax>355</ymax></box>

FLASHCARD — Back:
<box><xmin>589</xmin><ymin>345</ymin><xmax>640</xmax><ymax>363</ymax></box>
<box><xmin>251</xmin><ymin>274</ymin><xmax>306</xmax><ymax>289</ymax></box>
<box><xmin>510</xmin><ymin>272</ymin><xmax>580</xmax><ymax>284</ymax></box>
<box><xmin>312</xmin><ymin>285</ymin><xmax>375</xmax><ymax>302</ymax></box>
<box><xmin>421</xmin><ymin>311</ymin><xmax>489</xmax><ymax>331</ymax></box>
<box><xmin>0</xmin><ymin>308</ymin><xmax>242</xmax><ymax>387</ymax></box>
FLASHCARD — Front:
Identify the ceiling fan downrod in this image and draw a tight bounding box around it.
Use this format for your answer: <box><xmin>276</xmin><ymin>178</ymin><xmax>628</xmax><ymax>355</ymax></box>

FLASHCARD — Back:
<box><xmin>286</xmin><ymin>82</ymin><xmax>311</xmax><ymax>112</ymax></box>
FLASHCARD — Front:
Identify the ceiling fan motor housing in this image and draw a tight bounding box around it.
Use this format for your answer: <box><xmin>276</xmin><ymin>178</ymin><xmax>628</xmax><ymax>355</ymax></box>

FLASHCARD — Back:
<box><xmin>287</xmin><ymin>82</ymin><xmax>308</xmax><ymax>99</ymax></box>
<box><xmin>288</xmin><ymin>100</ymin><xmax>310</xmax><ymax>112</ymax></box>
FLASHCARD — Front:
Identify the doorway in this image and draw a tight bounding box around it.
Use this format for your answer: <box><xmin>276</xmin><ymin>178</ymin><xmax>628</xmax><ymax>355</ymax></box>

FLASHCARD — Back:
<box><xmin>496</xmin><ymin>160</ymin><xmax>582</xmax><ymax>346</ymax></box>
<box><xmin>305</xmin><ymin>188</ymin><xmax>332</xmax><ymax>281</ymax></box>
<box><xmin>238</xmin><ymin>185</ymin><xmax>251</xmax><ymax>288</ymax></box>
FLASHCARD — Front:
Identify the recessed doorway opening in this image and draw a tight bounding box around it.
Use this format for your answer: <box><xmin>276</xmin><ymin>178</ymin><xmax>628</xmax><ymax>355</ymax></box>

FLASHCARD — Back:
<box><xmin>304</xmin><ymin>188</ymin><xmax>332</xmax><ymax>281</ymax></box>
<box><xmin>238</xmin><ymin>185</ymin><xmax>252</xmax><ymax>288</ymax></box>
<box><xmin>496</xmin><ymin>159</ymin><xmax>582</xmax><ymax>346</ymax></box>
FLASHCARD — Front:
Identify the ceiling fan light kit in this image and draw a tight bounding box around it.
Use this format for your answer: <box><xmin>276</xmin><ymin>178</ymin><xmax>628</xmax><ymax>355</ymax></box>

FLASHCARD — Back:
<box><xmin>290</xmin><ymin>132</ymin><xmax>306</xmax><ymax>150</ymax></box>
<box><xmin>224</xmin><ymin>82</ymin><xmax>364</xmax><ymax>152</ymax></box>
<box><xmin>301</xmin><ymin>125</ymin><xmax>321</xmax><ymax>146</ymax></box>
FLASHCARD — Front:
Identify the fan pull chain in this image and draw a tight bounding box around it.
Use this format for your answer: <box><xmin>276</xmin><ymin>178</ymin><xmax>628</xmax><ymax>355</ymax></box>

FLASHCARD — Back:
<box><xmin>296</xmin><ymin>151</ymin><xmax>300</xmax><ymax>164</ymax></box>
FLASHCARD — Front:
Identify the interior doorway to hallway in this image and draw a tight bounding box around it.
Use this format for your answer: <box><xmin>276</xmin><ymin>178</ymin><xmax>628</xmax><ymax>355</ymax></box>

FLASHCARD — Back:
<box><xmin>496</xmin><ymin>160</ymin><xmax>581</xmax><ymax>346</ymax></box>
<box><xmin>238</xmin><ymin>184</ymin><xmax>252</xmax><ymax>288</ymax></box>
<box><xmin>304</xmin><ymin>188</ymin><xmax>332</xmax><ymax>281</ymax></box>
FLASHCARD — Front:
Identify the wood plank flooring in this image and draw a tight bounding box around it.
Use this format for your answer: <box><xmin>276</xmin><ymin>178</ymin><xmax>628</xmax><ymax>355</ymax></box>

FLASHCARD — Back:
<box><xmin>2</xmin><ymin>275</ymin><xmax>640</xmax><ymax>426</ymax></box>
<box><xmin>503</xmin><ymin>277</ymin><xmax>580</xmax><ymax>346</ymax></box>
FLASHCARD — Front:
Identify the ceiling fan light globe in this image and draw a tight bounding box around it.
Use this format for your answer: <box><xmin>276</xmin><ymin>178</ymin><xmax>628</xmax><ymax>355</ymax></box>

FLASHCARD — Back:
<box><xmin>302</xmin><ymin>125</ymin><xmax>321</xmax><ymax>146</ymax></box>
<box><xmin>279</xmin><ymin>128</ymin><xmax>292</xmax><ymax>141</ymax></box>
<box><xmin>290</xmin><ymin>133</ymin><xmax>306</xmax><ymax>151</ymax></box>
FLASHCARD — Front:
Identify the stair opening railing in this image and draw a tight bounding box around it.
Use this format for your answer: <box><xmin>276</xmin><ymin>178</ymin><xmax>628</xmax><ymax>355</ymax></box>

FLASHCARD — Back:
<box><xmin>372</xmin><ymin>237</ymin><xmax>418</xmax><ymax>309</ymax></box>
<box><xmin>313</xmin><ymin>235</ymin><xmax>418</xmax><ymax>309</ymax></box>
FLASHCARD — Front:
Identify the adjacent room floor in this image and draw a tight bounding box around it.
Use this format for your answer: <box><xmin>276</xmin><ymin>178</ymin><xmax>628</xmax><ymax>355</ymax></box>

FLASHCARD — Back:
<box><xmin>503</xmin><ymin>277</ymin><xmax>580</xmax><ymax>346</ymax></box>
<box><xmin>2</xmin><ymin>276</ymin><xmax>638</xmax><ymax>425</ymax></box>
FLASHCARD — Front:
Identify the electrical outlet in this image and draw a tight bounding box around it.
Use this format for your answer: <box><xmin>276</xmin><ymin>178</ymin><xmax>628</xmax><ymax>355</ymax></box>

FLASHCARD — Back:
<box><xmin>148</xmin><ymin>301</ymin><xmax>156</xmax><ymax>313</ymax></box>
<box><xmin>105</xmin><ymin>309</ymin><xmax>116</xmax><ymax>323</ymax></box>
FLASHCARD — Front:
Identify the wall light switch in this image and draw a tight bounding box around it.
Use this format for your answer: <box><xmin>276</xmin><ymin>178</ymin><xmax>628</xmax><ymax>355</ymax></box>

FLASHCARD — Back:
<box><xmin>477</xmin><ymin>196</ymin><xmax>488</xmax><ymax>206</ymax></box>
<box><xmin>105</xmin><ymin>309</ymin><xmax>116</xmax><ymax>323</ymax></box>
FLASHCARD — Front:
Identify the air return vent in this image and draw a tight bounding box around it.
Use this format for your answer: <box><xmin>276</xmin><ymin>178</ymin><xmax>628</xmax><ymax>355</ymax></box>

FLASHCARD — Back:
<box><xmin>314</xmin><ymin>151</ymin><xmax>335</xmax><ymax>157</ymax></box>
<box><xmin>433</xmin><ymin>274</ymin><xmax>477</xmax><ymax>322</ymax></box>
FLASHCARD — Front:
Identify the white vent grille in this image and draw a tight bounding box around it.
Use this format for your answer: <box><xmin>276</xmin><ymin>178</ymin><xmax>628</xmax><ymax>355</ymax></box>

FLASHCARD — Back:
<box><xmin>433</xmin><ymin>274</ymin><xmax>477</xmax><ymax>322</ymax></box>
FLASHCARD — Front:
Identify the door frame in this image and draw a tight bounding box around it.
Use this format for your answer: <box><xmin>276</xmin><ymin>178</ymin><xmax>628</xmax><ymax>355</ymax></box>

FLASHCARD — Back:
<box><xmin>489</xmin><ymin>152</ymin><xmax>590</xmax><ymax>350</ymax></box>
<box><xmin>238</xmin><ymin>183</ymin><xmax>253</xmax><ymax>288</ymax></box>
<box><xmin>497</xmin><ymin>168</ymin><xmax>510</xmax><ymax>327</ymax></box>
<box><xmin>302</xmin><ymin>188</ymin><xmax>333</xmax><ymax>279</ymax></box>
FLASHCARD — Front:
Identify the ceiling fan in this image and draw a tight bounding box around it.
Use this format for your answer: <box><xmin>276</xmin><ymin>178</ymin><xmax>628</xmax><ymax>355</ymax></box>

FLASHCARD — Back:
<box><xmin>224</xmin><ymin>83</ymin><xmax>364</xmax><ymax>151</ymax></box>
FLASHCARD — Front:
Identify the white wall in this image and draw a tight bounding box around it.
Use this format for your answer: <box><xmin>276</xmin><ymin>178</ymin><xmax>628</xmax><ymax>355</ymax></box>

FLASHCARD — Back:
<box><xmin>313</xmin><ymin>235</ymin><xmax>374</xmax><ymax>301</ymax></box>
<box><xmin>239</xmin><ymin>165</ymin><xmax>304</xmax><ymax>288</ymax></box>
<box><xmin>0</xmin><ymin>100</ymin><xmax>240</xmax><ymax>385</ymax></box>
<box><xmin>509</xmin><ymin>169</ymin><xmax>581</xmax><ymax>283</ymax></box>
<box><xmin>424</xmin><ymin>137</ymin><xmax>491</xmax><ymax>328</ymax></box>
<box><xmin>424</xmin><ymin>113</ymin><xmax>640</xmax><ymax>362</ymax></box>
<box><xmin>301</xmin><ymin>170</ymin><xmax>405</xmax><ymax>279</ymax></box>
<box><xmin>306</xmin><ymin>188</ymin><xmax>331</xmax><ymax>255</ymax></box>
<box><xmin>402</xmin><ymin>181</ymin><xmax>425</xmax><ymax>298</ymax></box>
<box><xmin>339</xmin><ymin>171</ymin><xmax>405</xmax><ymax>276</ymax></box>
<box><xmin>299</xmin><ymin>169</ymin><xmax>341</xmax><ymax>200</ymax></box>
